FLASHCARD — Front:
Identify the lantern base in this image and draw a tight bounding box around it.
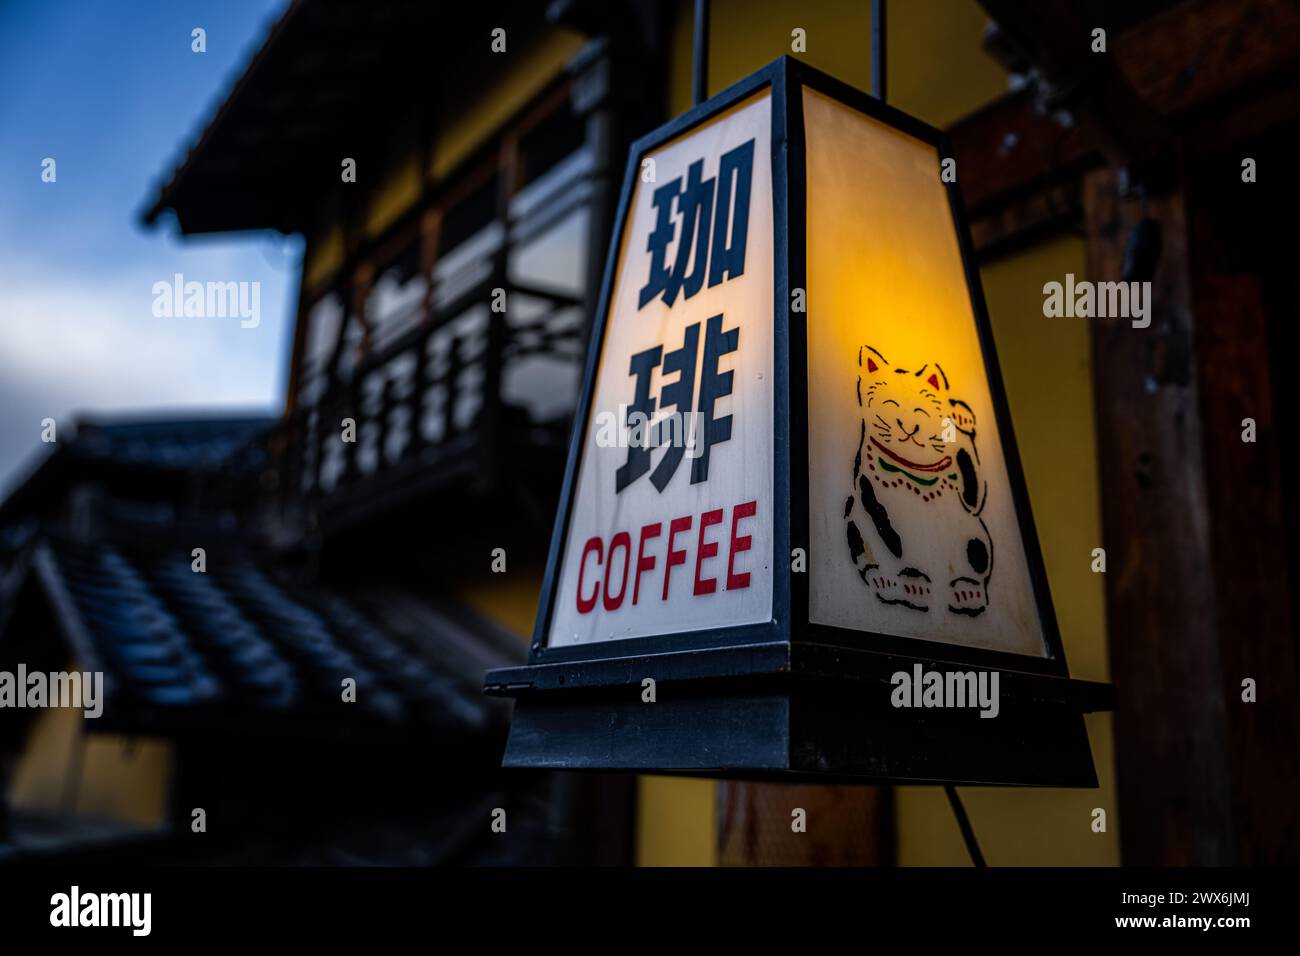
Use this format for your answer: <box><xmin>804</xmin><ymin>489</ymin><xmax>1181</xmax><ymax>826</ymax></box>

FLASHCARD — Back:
<box><xmin>484</xmin><ymin>641</ymin><xmax>1115</xmax><ymax>786</ymax></box>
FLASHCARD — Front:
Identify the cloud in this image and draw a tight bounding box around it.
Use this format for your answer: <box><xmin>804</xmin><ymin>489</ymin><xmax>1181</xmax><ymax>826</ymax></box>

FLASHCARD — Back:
<box><xmin>0</xmin><ymin>250</ymin><xmax>294</xmax><ymax>494</ymax></box>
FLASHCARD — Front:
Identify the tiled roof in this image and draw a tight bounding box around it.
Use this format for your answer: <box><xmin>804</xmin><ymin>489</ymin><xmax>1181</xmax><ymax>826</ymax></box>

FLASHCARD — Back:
<box><xmin>141</xmin><ymin>1</ymin><xmax>546</xmax><ymax>235</ymax></box>
<box><xmin>69</xmin><ymin>416</ymin><xmax>273</xmax><ymax>472</ymax></box>
<box><xmin>0</xmin><ymin>415</ymin><xmax>275</xmax><ymax>531</ymax></box>
<box><xmin>32</xmin><ymin>536</ymin><xmax>500</xmax><ymax>735</ymax></box>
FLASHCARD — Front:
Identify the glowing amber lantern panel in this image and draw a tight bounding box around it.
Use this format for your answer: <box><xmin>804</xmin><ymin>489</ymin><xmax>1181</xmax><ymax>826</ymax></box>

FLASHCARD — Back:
<box><xmin>804</xmin><ymin>88</ymin><xmax>1046</xmax><ymax>657</ymax></box>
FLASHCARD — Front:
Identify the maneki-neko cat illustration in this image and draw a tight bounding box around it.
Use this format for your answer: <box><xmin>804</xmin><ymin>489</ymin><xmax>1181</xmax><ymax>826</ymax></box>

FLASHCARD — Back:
<box><xmin>845</xmin><ymin>345</ymin><xmax>993</xmax><ymax>616</ymax></box>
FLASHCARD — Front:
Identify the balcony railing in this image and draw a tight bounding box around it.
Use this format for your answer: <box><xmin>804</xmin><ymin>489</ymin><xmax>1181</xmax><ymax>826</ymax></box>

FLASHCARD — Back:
<box><xmin>279</xmin><ymin>281</ymin><xmax>585</xmax><ymax>531</ymax></box>
<box><xmin>278</xmin><ymin>156</ymin><xmax>594</xmax><ymax>532</ymax></box>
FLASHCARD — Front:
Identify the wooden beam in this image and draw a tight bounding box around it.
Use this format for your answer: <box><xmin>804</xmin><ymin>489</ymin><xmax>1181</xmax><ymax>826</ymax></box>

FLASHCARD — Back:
<box><xmin>955</xmin><ymin>0</ymin><xmax>1300</xmax><ymax>256</ymax></box>
<box><xmin>1183</xmin><ymin>74</ymin><xmax>1300</xmax><ymax>155</ymax></box>
<box><xmin>717</xmin><ymin>782</ymin><xmax>892</xmax><ymax>866</ymax></box>
<box><xmin>948</xmin><ymin>90</ymin><xmax>1098</xmax><ymax>215</ymax></box>
<box><xmin>1085</xmin><ymin>141</ymin><xmax>1300</xmax><ymax>862</ymax></box>
<box><xmin>1085</xmin><ymin>166</ymin><xmax>1236</xmax><ymax>864</ymax></box>
<box><xmin>968</xmin><ymin>184</ymin><xmax>1081</xmax><ymax>261</ymax></box>
<box><xmin>978</xmin><ymin>0</ymin><xmax>1172</xmax><ymax>168</ymax></box>
<box><xmin>283</xmin><ymin>243</ymin><xmax>315</xmax><ymax>418</ymax></box>
<box><xmin>1115</xmin><ymin>0</ymin><xmax>1300</xmax><ymax>118</ymax></box>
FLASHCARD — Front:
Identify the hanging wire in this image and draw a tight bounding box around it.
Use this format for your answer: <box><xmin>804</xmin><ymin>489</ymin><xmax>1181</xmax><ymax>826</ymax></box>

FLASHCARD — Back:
<box><xmin>693</xmin><ymin>0</ymin><xmax>710</xmax><ymax>106</ymax></box>
<box><xmin>872</xmin><ymin>0</ymin><xmax>886</xmax><ymax>102</ymax></box>
<box><xmin>945</xmin><ymin>785</ymin><xmax>987</xmax><ymax>867</ymax></box>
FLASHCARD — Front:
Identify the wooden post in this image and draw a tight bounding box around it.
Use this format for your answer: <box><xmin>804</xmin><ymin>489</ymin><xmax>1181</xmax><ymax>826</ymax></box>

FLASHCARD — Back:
<box><xmin>718</xmin><ymin>782</ymin><xmax>892</xmax><ymax>866</ymax></box>
<box><xmin>479</xmin><ymin>135</ymin><xmax>519</xmax><ymax>491</ymax></box>
<box><xmin>1086</xmin><ymin>166</ymin><xmax>1235</xmax><ymax>864</ymax></box>
<box><xmin>341</xmin><ymin>262</ymin><xmax>375</xmax><ymax>488</ymax></box>
<box><xmin>1184</xmin><ymin>152</ymin><xmax>1300</xmax><ymax>864</ymax></box>
<box><xmin>1086</xmin><ymin>157</ymin><xmax>1300</xmax><ymax>863</ymax></box>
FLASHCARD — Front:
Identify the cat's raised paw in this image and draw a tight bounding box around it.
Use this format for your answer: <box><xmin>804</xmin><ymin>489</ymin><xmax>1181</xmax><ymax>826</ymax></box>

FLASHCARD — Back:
<box><xmin>947</xmin><ymin>578</ymin><xmax>988</xmax><ymax>616</ymax></box>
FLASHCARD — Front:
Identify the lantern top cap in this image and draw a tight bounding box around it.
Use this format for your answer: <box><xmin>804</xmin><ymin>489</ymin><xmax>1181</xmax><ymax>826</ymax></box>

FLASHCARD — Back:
<box><xmin>627</xmin><ymin>55</ymin><xmax>954</xmax><ymax>169</ymax></box>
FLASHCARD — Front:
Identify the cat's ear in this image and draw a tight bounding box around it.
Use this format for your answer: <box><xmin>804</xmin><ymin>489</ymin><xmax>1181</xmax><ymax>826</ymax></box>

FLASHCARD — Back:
<box><xmin>859</xmin><ymin>346</ymin><xmax>888</xmax><ymax>374</ymax></box>
<box><xmin>924</xmin><ymin>364</ymin><xmax>949</xmax><ymax>392</ymax></box>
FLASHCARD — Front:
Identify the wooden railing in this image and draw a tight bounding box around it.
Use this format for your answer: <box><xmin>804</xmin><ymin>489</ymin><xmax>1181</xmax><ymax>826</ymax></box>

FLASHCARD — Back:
<box><xmin>278</xmin><ymin>269</ymin><xmax>585</xmax><ymax>530</ymax></box>
<box><xmin>275</xmin><ymin>69</ymin><xmax>611</xmax><ymax>532</ymax></box>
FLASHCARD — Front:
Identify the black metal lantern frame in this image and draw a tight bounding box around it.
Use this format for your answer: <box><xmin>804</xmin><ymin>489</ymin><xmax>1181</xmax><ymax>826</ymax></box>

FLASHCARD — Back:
<box><xmin>486</xmin><ymin>57</ymin><xmax>1115</xmax><ymax>787</ymax></box>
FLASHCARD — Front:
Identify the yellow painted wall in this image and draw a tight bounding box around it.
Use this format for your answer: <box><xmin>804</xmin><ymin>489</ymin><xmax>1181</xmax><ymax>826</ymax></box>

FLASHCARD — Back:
<box><xmin>301</xmin><ymin>27</ymin><xmax>587</xmax><ymax>296</ymax></box>
<box><xmin>669</xmin><ymin>0</ymin><xmax>1006</xmax><ymax>127</ymax></box>
<box><xmin>364</xmin><ymin>154</ymin><xmax>422</xmax><ymax>241</ymax></box>
<box><xmin>304</xmin><ymin>224</ymin><xmax>345</xmax><ymax>297</ymax></box>
<box><xmin>9</xmin><ymin>698</ymin><xmax>172</xmax><ymax>829</ymax></box>
<box><xmin>637</xmin><ymin>776</ymin><xmax>717</xmax><ymax>866</ymax></box>
<box><xmin>429</xmin><ymin>28</ymin><xmax>587</xmax><ymax>181</ymax></box>
<box><xmin>455</xmin><ymin>566</ymin><xmax>547</xmax><ymax>640</ymax></box>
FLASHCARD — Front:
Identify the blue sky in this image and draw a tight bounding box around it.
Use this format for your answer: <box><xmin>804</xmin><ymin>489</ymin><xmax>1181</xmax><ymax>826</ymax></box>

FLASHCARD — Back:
<box><xmin>0</xmin><ymin>0</ymin><xmax>296</xmax><ymax>494</ymax></box>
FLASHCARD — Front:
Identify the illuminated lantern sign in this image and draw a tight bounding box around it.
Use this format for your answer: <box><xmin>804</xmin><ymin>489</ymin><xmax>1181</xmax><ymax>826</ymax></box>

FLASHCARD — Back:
<box><xmin>486</xmin><ymin>58</ymin><xmax>1114</xmax><ymax>786</ymax></box>
<box><xmin>549</xmin><ymin>92</ymin><xmax>774</xmax><ymax>648</ymax></box>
